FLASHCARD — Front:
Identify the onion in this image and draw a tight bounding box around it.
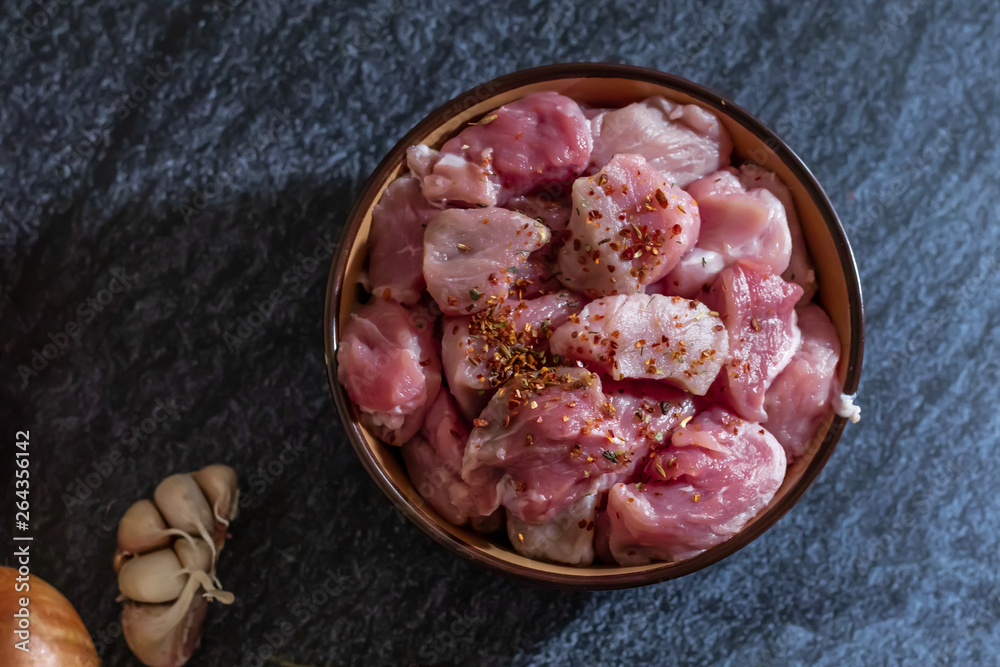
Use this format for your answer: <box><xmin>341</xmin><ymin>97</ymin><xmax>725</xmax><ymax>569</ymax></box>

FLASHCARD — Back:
<box><xmin>0</xmin><ymin>567</ymin><xmax>100</xmax><ymax>666</ymax></box>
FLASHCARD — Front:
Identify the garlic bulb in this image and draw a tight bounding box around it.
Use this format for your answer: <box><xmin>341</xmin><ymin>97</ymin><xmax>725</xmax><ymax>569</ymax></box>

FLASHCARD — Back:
<box><xmin>115</xmin><ymin>464</ymin><xmax>238</xmax><ymax>667</ymax></box>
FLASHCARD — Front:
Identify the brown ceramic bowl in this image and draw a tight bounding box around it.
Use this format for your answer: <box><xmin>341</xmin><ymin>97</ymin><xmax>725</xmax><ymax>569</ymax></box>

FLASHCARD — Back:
<box><xmin>323</xmin><ymin>63</ymin><xmax>864</xmax><ymax>589</ymax></box>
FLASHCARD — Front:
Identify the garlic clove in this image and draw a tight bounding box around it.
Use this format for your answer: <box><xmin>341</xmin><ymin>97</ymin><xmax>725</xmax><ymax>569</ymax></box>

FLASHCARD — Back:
<box><xmin>122</xmin><ymin>577</ymin><xmax>207</xmax><ymax>667</ymax></box>
<box><xmin>114</xmin><ymin>547</ymin><xmax>134</xmax><ymax>574</ymax></box>
<box><xmin>117</xmin><ymin>499</ymin><xmax>199</xmax><ymax>569</ymax></box>
<box><xmin>118</xmin><ymin>549</ymin><xmax>188</xmax><ymax>604</ymax></box>
<box><xmin>191</xmin><ymin>465</ymin><xmax>239</xmax><ymax>528</ymax></box>
<box><xmin>173</xmin><ymin>538</ymin><xmax>214</xmax><ymax>575</ymax></box>
<box><xmin>118</xmin><ymin>500</ymin><xmax>171</xmax><ymax>554</ymax></box>
<box><xmin>154</xmin><ymin>474</ymin><xmax>218</xmax><ymax>563</ymax></box>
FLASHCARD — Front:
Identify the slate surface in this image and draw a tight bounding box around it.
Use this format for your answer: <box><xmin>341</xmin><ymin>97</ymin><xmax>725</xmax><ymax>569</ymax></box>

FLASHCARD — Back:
<box><xmin>1</xmin><ymin>1</ymin><xmax>998</xmax><ymax>665</ymax></box>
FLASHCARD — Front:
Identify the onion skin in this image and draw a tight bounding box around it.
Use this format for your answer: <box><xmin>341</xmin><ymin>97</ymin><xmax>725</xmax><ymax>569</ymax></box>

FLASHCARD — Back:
<box><xmin>0</xmin><ymin>567</ymin><xmax>100</xmax><ymax>666</ymax></box>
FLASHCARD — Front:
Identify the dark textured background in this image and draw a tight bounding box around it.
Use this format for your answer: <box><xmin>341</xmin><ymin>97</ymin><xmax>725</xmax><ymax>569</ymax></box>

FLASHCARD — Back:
<box><xmin>1</xmin><ymin>0</ymin><xmax>998</xmax><ymax>665</ymax></box>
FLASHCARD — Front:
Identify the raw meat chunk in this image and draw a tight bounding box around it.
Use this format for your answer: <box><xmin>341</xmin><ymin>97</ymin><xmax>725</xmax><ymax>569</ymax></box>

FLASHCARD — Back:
<box><xmin>462</xmin><ymin>368</ymin><xmax>633</xmax><ymax>523</ymax></box>
<box><xmin>511</xmin><ymin>246</ymin><xmax>565</xmax><ymax>299</ymax></box>
<box><xmin>507</xmin><ymin>492</ymin><xmax>600</xmax><ymax>565</ymax></box>
<box><xmin>441</xmin><ymin>292</ymin><xmax>582</xmax><ymax>421</ymax></box>
<box><xmin>763</xmin><ymin>304</ymin><xmax>841</xmax><ymax>461</ymax></box>
<box><xmin>603</xmin><ymin>379</ymin><xmax>697</xmax><ymax>456</ymax></box>
<box><xmin>589</xmin><ymin>97</ymin><xmax>732</xmax><ymax>187</ymax></box>
<box><xmin>738</xmin><ymin>163</ymin><xmax>817</xmax><ymax>303</ymax></box>
<box><xmin>662</xmin><ymin>170</ymin><xmax>792</xmax><ymax>297</ymax></box>
<box><xmin>401</xmin><ymin>391</ymin><xmax>501</xmax><ymax>525</ymax></box>
<box><xmin>423</xmin><ymin>207</ymin><xmax>551</xmax><ymax>316</ymax></box>
<box><xmin>368</xmin><ymin>176</ymin><xmax>439</xmax><ymax>305</ymax></box>
<box><xmin>421</xmin><ymin>152</ymin><xmax>502</xmax><ymax>207</ymax></box>
<box><xmin>418</xmin><ymin>92</ymin><xmax>592</xmax><ymax>207</ymax></box>
<box><xmin>406</xmin><ymin>144</ymin><xmax>441</xmax><ymax>182</ymax></box>
<box><xmin>337</xmin><ymin>301</ymin><xmax>441</xmax><ymax>445</ymax></box>
<box><xmin>556</xmin><ymin>154</ymin><xmax>700</xmax><ymax>297</ymax></box>
<box><xmin>549</xmin><ymin>294</ymin><xmax>729</xmax><ymax>395</ymax></box>
<box><xmin>506</xmin><ymin>193</ymin><xmax>572</xmax><ymax>233</ymax></box>
<box><xmin>704</xmin><ymin>262</ymin><xmax>803</xmax><ymax>422</ymax></box>
<box><xmin>604</xmin><ymin>407</ymin><xmax>785</xmax><ymax>564</ymax></box>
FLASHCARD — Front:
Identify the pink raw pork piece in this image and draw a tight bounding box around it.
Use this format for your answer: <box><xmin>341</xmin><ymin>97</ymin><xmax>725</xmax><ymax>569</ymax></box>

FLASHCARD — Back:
<box><xmin>511</xmin><ymin>245</ymin><xmax>564</xmax><ymax>299</ymax></box>
<box><xmin>738</xmin><ymin>163</ymin><xmax>817</xmax><ymax>302</ymax></box>
<box><xmin>423</xmin><ymin>207</ymin><xmax>551</xmax><ymax>316</ymax></box>
<box><xmin>441</xmin><ymin>292</ymin><xmax>583</xmax><ymax>421</ymax></box>
<box><xmin>705</xmin><ymin>262</ymin><xmax>803</xmax><ymax>422</ymax></box>
<box><xmin>588</xmin><ymin>97</ymin><xmax>732</xmax><ymax>187</ymax></box>
<box><xmin>763</xmin><ymin>304</ymin><xmax>841</xmax><ymax>461</ymax></box>
<box><xmin>507</xmin><ymin>491</ymin><xmax>602</xmax><ymax>566</ymax></box>
<box><xmin>413</xmin><ymin>92</ymin><xmax>592</xmax><ymax>207</ymax></box>
<box><xmin>368</xmin><ymin>176</ymin><xmax>439</xmax><ymax>305</ymax></box>
<box><xmin>337</xmin><ymin>301</ymin><xmax>441</xmax><ymax>445</ymax></box>
<box><xmin>401</xmin><ymin>391</ymin><xmax>502</xmax><ymax>529</ymax></box>
<box><xmin>556</xmin><ymin>154</ymin><xmax>700</xmax><ymax>297</ymax></box>
<box><xmin>462</xmin><ymin>368</ymin><xmax>635</xmax><ymax>524</ymax></box>
<box><xmin>662</xmin><ymin>170</ymin><xmax>792</xmax><ymax>298</ymax></box>
<box><xmin>549</xmin><ymin>293</ymin><xmax>729</xmax><ymax>396</ymax></box>
<box><xmin>603</xmin><ymin>407</ymin><xmax>786</xmax><ymax>564</ymax></box>
<box><xmin>506</xmin><ymin>194</ymin><xmax>572</xmax><ymax>233</ymax></box>
<box><xmin>499</xmin><ymin>379</ymin><xmax>697</xmax><ymax>566</ymax></box>
<box><xmin>603</xmin><ymin>379</ymin><xmax>697</xmax><ymax>454</ymax></box>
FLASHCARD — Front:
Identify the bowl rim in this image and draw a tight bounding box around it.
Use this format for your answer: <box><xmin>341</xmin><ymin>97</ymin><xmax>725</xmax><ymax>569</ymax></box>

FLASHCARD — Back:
<box><xmin>323</xmin><ymin>62</ymin><xmax>865</xmax><ymax>590</ymax></box>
